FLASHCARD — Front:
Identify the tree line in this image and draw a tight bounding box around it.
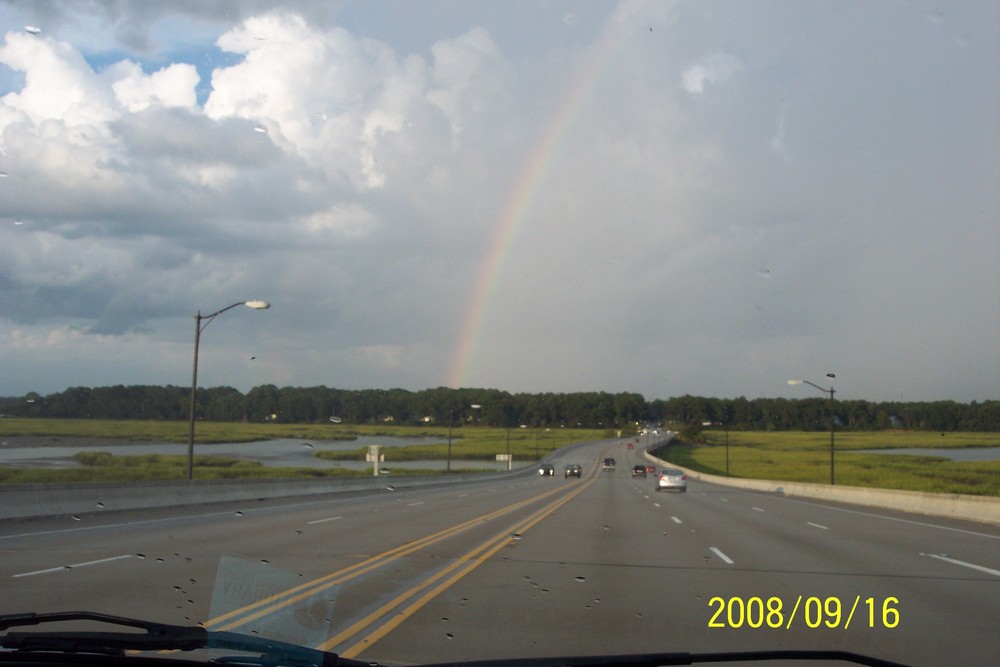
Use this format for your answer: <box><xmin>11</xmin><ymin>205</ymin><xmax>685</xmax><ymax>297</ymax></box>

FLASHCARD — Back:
<box><xmin>2</xmin><ymin>385</ymin><xmax>998</xmax><ymax>432</ymax></box>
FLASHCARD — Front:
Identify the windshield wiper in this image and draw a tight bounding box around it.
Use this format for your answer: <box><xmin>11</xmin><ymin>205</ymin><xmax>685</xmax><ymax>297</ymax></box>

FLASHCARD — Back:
<box><xmin>1</xmin><ymin>612</ymin><xmax>913</xmax><ymax>667</ymax></box>
<box><xmin>413</xmin><ymin>650</ymin><xmax>913</xmax><ymax>667</ymax></box>
<box><xmin>0</xmin><ymin>612</ymin><xmax>368</xmax><ymax>667</ymax></box>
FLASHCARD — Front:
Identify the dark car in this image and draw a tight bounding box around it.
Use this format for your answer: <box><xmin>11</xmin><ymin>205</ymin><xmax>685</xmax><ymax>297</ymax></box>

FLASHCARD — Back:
<box><xmin>538</xmin><ymin>463</ymin><xmax>555</xmax><ymax>476</ymax></box>
<box><xmin>564</xmin><ymin>464</ymin><xmax>582</xmax><ymax>478</ymax></box>
<box><xmin>602</xmin><ymin>458</ymin><xmax>616</xmax><ymax>470</ymax></box>
<box><xmin>631</xmin><ymin>465</ymin><xmax>646</xmax><ymax>478</ymax></box>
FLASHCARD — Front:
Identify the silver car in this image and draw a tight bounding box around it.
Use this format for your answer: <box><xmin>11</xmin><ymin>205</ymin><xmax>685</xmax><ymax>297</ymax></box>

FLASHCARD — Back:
<box><xmin>656</xmin><ymin>468</ymin><xmax>687</xmax><ymax>492</ymax></box>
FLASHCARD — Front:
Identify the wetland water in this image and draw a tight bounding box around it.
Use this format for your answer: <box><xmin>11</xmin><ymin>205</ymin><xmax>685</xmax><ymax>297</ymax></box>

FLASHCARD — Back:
<box><xmin>0</xmin><ymin>436</ymin><xmax>520</xmax><ymax>471</ymax></box>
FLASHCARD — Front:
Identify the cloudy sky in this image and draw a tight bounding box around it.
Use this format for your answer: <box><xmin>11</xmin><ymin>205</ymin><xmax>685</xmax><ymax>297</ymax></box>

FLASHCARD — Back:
<box><xmin>1</xmin><ymin>0</ymin><xmax>997</xmax><ymax>403</ymax></box>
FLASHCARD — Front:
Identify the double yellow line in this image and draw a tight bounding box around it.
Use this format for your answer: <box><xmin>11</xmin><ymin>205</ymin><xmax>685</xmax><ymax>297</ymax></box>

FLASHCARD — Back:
<box><xmin>205</xmin><ymin>465</ymin><xmax>598</xmax><ymax>655</ymax></box>
<box><xmin>332</xmin><ymin>468</ymin><xmax>598</xmax><ymax>658</ymax></box>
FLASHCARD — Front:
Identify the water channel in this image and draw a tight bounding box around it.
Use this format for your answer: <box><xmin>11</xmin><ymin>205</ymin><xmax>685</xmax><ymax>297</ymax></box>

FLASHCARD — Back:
<box><xmin>0</xmin><ymin>436</ymin><xmax>526</xmax><ymax>471</ymax></box>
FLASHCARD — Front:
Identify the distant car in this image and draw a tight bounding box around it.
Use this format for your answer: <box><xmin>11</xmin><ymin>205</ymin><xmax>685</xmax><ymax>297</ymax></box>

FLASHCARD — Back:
<box><xmin>564</xmin><ymin>464</ymin><xmax>582</xmax><ymax>478</ymax></box>
<box><xmin>631</xmin><ymin>465</ymin><xmax>646</xmax><ymax>478</ymax></box>
<box><xmin>538</xmin><ymin>463</ymin><xmax>555</xmax><ymax>476</ymax></box>
<box><xmin>645</xmin><ymin>464</ymin><xmax>656</xmax><ymax>473</ymax></box>
<box><xmin>602</xmin><ymin>458</ymin><xmax>616</xmax><ymax>470</ymax></box>
<box><xmin>627</xmin><ymin>442</ymin><xmax>634</xmax><ymax>449</ymax></box>
<box><xmin>656</xmin><ymin>468</ymin><xmax>687</xmax><ymax>492</ymax></box>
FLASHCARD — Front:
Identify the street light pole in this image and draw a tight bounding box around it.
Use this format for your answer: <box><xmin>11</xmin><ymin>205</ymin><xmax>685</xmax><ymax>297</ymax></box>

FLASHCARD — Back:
<box><xmin>446</xmin><ymin>410</ymin><xmax>453</xmax><ymax>473</ymax></box>
<box><xmin>446</xmin><ymin>404</ymin><xmax>481</xmax><ymax>473</ymax></box>
<box><xmin>187</xmin><ymin>300</ymin><xmax>269</xmax><ymax>480</ymax></box>
<box><xmin>787</xmin><ymin>374</ymin><xmax>837</xmax><ymax>485</ymax></box>
<box><xmin>506</xmin><ymin>427</ymin><xmax>511</xmax><ymax>472</ymax></box>
<box><xmin>724</xmin><ymin>419</ymin><xmax>730</xmax><ymax>477</ymax></box>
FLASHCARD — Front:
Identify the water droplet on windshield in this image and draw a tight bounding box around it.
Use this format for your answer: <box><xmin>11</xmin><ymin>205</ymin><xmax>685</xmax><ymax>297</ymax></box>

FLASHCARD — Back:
<box><xmin>156</xmin><ymin>558</ymin><xmax>165</xmax><ymax>563</ymax></box>
<box><xmin>24</xmin><ymin>26</ymin><xmax>41</xmax><ymax>35</ymax></box>
<box><xmin>574</xmin><ymin>576</ymin><xmax>586</xmax><ymax>583</ymax></box>
<box><xmin>511</xmin><ymin>533</ymin><xmax>522</xmax><ymax>540</ymax></box>
<box><xmin>384</xmin><ymin>485</ymin><xmax>395</xmax><ymax>491</ymax></box>
<box><xmin>302</xmin><ymin>443</ymin><xmax>313</xmax><ymax>448</ymax></box>
<box><xmin>71</xmin><ymin>515</ymin><xmax>81</xmax><ymax>521</ymax></box>
<box><xmin>136</xmin><ymin>553</ymin><xmax>146</xmax><ymax>559</ymax></box>
<box><xmin>444</xmin><ymin>633</ymin><xmax>454</xmax><ymax>640</ymax></box>
<box><xmin>234</xmin><ymin>511</ymin><xmax>244</xmax><ymax>517</ymax></box>
<box><xmin>96</xmin><ymin>502</ymin><xmax>105</xmax><ymax>509</ymax></box>
<box><xmin>253</xmin><ymin>125</ymin><xmax>267</xmax><ymax>134</ymax></box>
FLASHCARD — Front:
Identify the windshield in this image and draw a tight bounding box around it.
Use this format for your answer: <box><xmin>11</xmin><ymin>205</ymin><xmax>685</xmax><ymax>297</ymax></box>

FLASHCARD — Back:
<box><xmin>1</xmin><ymin>2</ymin><xmax>998</xmax><ymax>667</ymax></box>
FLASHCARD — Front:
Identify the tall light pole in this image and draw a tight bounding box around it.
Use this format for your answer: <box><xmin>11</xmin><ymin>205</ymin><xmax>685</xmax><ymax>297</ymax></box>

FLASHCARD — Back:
<box><xmin>447</xmin><ymin>403</ymin><xmax>481</xmax><ymax>473</ymax></box>
<box><xmin>788</xmin><ymin>374</ymin><xmax>836</xmax><ymax>485</ymax></box>
<box><xmin>188</xmin><ymin>300</ymin><xmax>269</xmax><ymax>480</ymax></box>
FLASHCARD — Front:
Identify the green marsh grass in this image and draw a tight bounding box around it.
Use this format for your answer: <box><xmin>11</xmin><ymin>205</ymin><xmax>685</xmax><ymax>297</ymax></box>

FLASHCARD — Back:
<box><xmin>656</xmin><ymin>430</ymin><xmax>1000</xmax><ymax>496</ymax></box>
<box><xmin>0</xmin><ymin>419</ymin><xmax>604</xmax><ymax>483</ymax></box>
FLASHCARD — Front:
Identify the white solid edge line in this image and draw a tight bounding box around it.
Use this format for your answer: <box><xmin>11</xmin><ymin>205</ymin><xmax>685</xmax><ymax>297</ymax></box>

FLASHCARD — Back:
<box><xmin>925</xmin><ymin>554</ymin><xmax>1000</xmax><ymax>577</ymax></box>
<box><xmin>13</xmin><ymin>554</ymin><xmax>133</xmax><ymax>578</ymax></box>
<box><xmin>710</xmin><ymin>547</ymin><xmax>735</xmax><ymax>564</ymax></box>
<box><xmin>307</xmin><ymin>516</ymin><xmax>343</xmax><ymax>524</ymax></box>
<box><xmin>807</xmin><ymin>521</ymin><xmax>829</xmax><ymax>530</ymax></box>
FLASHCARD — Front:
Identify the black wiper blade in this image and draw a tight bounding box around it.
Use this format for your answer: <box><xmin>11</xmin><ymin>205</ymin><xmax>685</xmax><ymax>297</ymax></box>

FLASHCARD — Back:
<box><xmin>0</xmin><ymin>612</ymin><xmax>206</xmax><ymax>655</ymax></box>
<box><xmin>0</xmin><ymin>612</ymin><xmax>369</xmax><ymax>667</ymax></box>
<box><xmin>206</xmin><ymin>631</ymin><xmax>358</xmax><ymax>667</ymax></box>
<box><xmin>1</xmin><ymin>613</ymin><xmax>913</xmax><ymax>667</ymax></box>
<box><xmin>412</xmin><ymin>649</ymin><xmax>913</xmax><ymax>667</ymax></box>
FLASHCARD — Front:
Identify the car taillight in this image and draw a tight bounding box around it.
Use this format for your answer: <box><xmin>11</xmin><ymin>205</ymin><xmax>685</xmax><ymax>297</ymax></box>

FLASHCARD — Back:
<box><xmin>681</xmin><ymin>475</ymin><xmax>687</xmax><ymax>480</ymax></box>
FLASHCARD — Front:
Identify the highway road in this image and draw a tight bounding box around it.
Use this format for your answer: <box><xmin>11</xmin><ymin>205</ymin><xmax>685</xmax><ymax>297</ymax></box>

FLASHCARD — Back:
<box><xmin>2</xmin><ymin>437</ymin><xmax>998</xmax><ymax>666</ymax></box>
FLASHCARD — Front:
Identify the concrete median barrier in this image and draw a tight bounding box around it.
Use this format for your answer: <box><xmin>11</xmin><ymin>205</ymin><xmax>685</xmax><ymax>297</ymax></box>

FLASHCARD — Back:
<box><xmin>0</xmin><ymin>469</ymin><xmax>532</xmax><ymax>521</ymax></box>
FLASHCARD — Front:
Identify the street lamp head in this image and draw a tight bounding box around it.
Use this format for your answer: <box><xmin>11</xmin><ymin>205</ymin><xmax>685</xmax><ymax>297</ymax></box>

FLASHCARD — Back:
<box><xmin>787</xmin><ymin>379</ymin><xmax>803</xmax><ymax>385</ymax></box>
<box><xmin>244</xmin><ymin>300</ymin><xmax>270</xmax><ymax>309</ymax></box>
<box><xmin>826</xmin><ymin>373</ymin><xmax>836</xmax><ymax>379</ymax></box>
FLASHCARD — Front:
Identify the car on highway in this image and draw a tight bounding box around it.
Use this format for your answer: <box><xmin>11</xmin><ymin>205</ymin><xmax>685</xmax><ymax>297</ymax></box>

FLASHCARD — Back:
<box><xmin>602</xmin><ymin>458</ymin><xmax>616</xmax><ymax>470</ymax></box>
<box><xmin>656</xmin><ymin>468</ymin><xmax>688</xmax><ymax>492</ymax></box>
<box><xmin>631</xmin><ymin>464</ymin><xmax>647</xmax><ymax>478</ymax></box>
<box><xmin>645</xmin><ymin>464</ymin><xmax>656</xmax><ymax>474</ymax></box>
<box><xmin>538</xmin><ymin>463</ymin><xmax>555</xmax><ymax>476</ymax></box>
<box><xmin>564</xmin><ymin>464</ymin><xmax>582</xmax><ymax>478</ymax></box>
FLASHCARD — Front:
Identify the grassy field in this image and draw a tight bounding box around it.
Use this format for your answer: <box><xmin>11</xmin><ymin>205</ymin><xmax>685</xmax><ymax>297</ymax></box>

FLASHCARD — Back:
<box><xmin>655</xmin><ymin>430</ymin><xmax>1000</xmax><ymax>496</ymax></box>
<box><xmin>0</xmin><ymin>419</ymin><xmax>604</xmax><ymax>483</ymax></box>
<box><xmin>313</xmin><ymin>426</ymin><xmax>593</xmax><ymax>462</ymax></box>
<box><xmin>0</xmin><ymin>418</ymin><xmax>457</xmax><ymax>443</ymax></box>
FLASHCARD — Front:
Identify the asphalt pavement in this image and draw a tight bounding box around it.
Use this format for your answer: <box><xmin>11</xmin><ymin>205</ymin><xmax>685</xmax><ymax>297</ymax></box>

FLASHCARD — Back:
<box><xmin>1</xmin><ymin>438</ymin><xmax>997</xmax><ymax>666</ymax></box>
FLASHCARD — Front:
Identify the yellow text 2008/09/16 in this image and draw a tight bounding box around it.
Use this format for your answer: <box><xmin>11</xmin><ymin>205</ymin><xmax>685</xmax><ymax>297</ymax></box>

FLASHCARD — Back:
<box><xmin>708</xmin><ymin>595</ymin><xmax>900</xmax><ymax>630</ymax></box>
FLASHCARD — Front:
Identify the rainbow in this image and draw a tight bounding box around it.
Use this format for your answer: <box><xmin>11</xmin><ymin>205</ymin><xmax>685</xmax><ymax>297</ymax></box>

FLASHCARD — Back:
<box><xmin>446</xmin><ymin>23</ymin><xmax>622</xmax><ymax>388</ymax></box>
